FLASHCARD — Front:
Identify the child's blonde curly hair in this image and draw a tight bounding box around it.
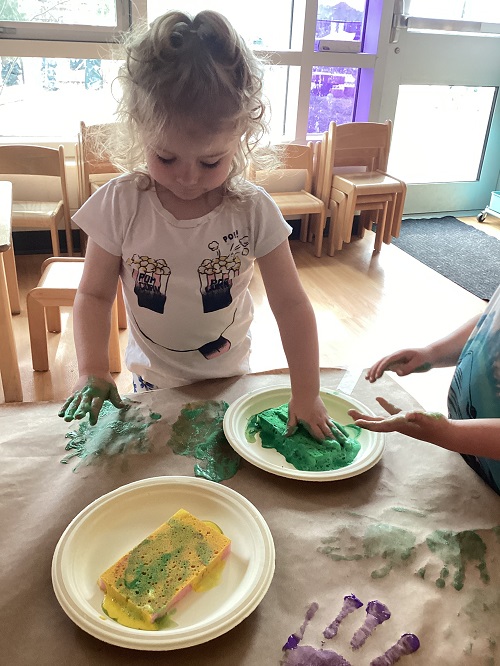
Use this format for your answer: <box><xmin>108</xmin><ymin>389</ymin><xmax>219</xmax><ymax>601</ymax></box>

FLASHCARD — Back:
<box><xmin>106</xmin><ymin>9</ymin><xmax>277</xmax><ymax>197</ymax></box>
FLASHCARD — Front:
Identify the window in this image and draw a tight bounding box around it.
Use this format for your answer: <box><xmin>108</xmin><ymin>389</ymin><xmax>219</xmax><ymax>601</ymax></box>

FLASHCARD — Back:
<box><xmin>309</xmin><ymin>67</ymin><xmax>359</xmax><ymax>133</ymax></box>
<box><xmin>389</xmin><ymin>85</ymin><xmax>497</xmax><ymax>183</ymax></box>
<box><xmin>0</xmin><ymin>0</ymin><xmax>129</xmax><ymax>42</ymax></box>
<box><xmin>0</xmin><ymin>0</ymin><xmax>378</xmax><ymax>143</ymax></box>
<box><xmin>0</xmin><ymin>57</ymin><xmax>121</xmax><ymax>138</ymax></box>
<box><xmin>408</xmin><ymin>0</ymin><xmax>500</xmax><ymax>23</ymax></box>
<box><xmin>147</xmin><ymin>0</ymin><xmax>295</xmax><ymax>51</ymax></box>
<box><xmin>391</xmin><ymin>0</ymin><xmax>500</xmax><ymax>40</ymax></box>
<box><xmin>148</xmin><ymin>1</ymin><xmax>372</xmax><ymax>141</ymax></box>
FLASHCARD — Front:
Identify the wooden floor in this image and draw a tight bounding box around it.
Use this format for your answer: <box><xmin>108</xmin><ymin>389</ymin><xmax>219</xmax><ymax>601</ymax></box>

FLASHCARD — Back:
<box><xmin>3</xmin><ymin>213</ymin><xmax>500</xmax><ymax>413</ymax></box>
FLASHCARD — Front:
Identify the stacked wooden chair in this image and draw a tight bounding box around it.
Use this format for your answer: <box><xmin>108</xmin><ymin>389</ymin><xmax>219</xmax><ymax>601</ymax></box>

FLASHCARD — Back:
<box><xmin>324</xmin><ymin>120</ymin><xmax>407</xmax><ymax>255</ymax></box>
<box><xmin>251</xmin><ymin>143</ymin><xmax>329</xmax><ymax>257</ymax></box>
<box><xmin>76</xmin><ymin>121</ymin><xmax>127</xmax><ymax>329</ymax></box>
<box><xmin>76</xmin><ymin>121</ymin><xmax>120</xmax><ymax>207</ymax></box>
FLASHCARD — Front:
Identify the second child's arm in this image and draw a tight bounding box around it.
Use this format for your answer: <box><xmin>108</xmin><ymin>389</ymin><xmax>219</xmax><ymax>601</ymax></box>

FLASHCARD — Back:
<box><xmin>257</xmin><ymin>241</ymin><xmax>331</xmax><ymax>440</ymax></box>
<box><xmin>349</xmin><ymin>397</ymin><xmax>500</xmax><ymax>459</ymax></box>
<box><xmin>59</xmin><ymin>239</ymin><xmax>126</xmax><ymax>424</ymax></box>
<box><xmin>366</xmin><ymin>314</ymin><xmax>482</xmax><ymax>382</ymax></box>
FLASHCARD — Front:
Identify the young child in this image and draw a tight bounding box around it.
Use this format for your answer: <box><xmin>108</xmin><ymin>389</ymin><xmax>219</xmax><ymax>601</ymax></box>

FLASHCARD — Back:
<box><xmin>348</xmin><ymin>285</ymin><xmax>500</xmax><ymax>494</ymax></box>
<box><xmin>59</xmin><ymin>9</ymin><xmax>332</xmax><ymax>440</ymax></box>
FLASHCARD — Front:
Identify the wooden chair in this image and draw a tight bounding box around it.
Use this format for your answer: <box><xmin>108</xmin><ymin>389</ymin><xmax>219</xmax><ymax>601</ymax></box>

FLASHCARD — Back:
<box><xmin>0</xmin><ymin>181</ymin><xmax>22</xmax><ymax>402</ymax></box>
<box><xmin>326</xmin><ymin>120</ymin><xmax>407</xmax><ymax>254</ymax></box>
<box><xmin>307</xmin><ymin>136</ymin><xmax>329</xmax><ymax>252</ymax></box>
<box><xmin>0</xmin><ymin>144</ymin><xmax>73</xmax><ymax>256</ymax></box>
<box><xmin>26</xmin><ymin>257</ymin><xmax>122</xmax><ymax>373</ymax></box>
<box><xmin>308</xmin><ymin>128</ymin><xmax>348</xmax><ymax>256</ymax></box>
<box><xmin>251</xmin><ymin>143</ymin><xmax>328</xmax><ymax>257</ymax></box>
<box><xmin>76</xmin><ymin>122</ymin><xmax>127</xmax><ymax>330</ymax></box>
<box><xmin>77</xmin><ymin>121</ymin><xmax>120</xmax><ymax>206</ymax></box>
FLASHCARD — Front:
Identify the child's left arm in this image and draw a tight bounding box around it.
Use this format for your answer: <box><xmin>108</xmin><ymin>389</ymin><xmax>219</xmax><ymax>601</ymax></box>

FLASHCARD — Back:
<box><xmin>349</xmin><ymin>397</ymin><xmax>500</xmax><ymax>459</ymax></box>
<box><xmin>257</xmin><ymin>241</ymin><xmax>332</xmax><ymax>441</ymax></box>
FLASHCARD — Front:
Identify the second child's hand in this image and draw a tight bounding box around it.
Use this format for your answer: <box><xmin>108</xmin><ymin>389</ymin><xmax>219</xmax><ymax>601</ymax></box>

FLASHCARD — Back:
<box><xmin>348</xmin><ymin>396</ymin><xmax>450</xmax><ymax>443</ymax></box>
<box><xmin>58</xmin><ymin>375</ymin><xmax>128</xmax><ymax>426</ymax></box>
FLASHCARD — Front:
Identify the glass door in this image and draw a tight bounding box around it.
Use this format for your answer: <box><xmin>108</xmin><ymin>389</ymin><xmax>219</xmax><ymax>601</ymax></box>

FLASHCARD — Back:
<box><xmin>379</xmin><ymin>0</ymin><xmax>500</xmax><ymax>214</ymax></box>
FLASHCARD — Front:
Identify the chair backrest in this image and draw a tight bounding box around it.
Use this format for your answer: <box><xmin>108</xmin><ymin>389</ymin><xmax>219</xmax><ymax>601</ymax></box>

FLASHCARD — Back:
<box><xmin>328</xmin><ymin>120</ymin><xmax>392</xmax><ymax>173</ymax></box>
<box><xmin>79</xmin><ymin>121</ymin><xmax>120</xmax><ymax>203</ymax></box>
<box><xmin>0</xmin><ymin>144</ymin><xmax>69</xmax><ymax>205</ymax></box>
<box><xmin>308</xmin><ymin>139</ymin><xmax>321</xmax><ymax>197</ymax></box>
<box><xmin>80</xmin><ymin>121</ymin><xmax>117</xmax><ymax>175</ymax></box>
<box><xmin>0</xmin><ymin>144</ymin><xmax>63</xmax><ymax>177</ymax></box>
<box><xmin>277</xmin><ymin>143</ymin><xmax>314</xmax><ymax>191</ymax></box>
<box><xmin>253</xmin><ymin>143</ymin><xmax>314</xmax><ymax>194</ymax></box>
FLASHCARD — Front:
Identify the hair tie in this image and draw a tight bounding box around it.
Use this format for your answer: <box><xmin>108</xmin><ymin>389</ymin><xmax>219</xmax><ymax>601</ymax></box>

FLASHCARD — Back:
<box><xmin>169</xmin><ymin>21</ymin><xmax>191</xmax><ymax>48</ymax></box>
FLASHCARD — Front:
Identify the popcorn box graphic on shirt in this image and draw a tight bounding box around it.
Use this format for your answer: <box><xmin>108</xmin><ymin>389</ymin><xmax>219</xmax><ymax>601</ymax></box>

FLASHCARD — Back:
<box><xmin>198</xmin><ymin>254</ymin><xmax>241</xmax><ymax>313</ymax></box>
<box><xmin>127</xmin><ymin>255</ymin><xmax>171</xmax><ymax>314</ymax></box>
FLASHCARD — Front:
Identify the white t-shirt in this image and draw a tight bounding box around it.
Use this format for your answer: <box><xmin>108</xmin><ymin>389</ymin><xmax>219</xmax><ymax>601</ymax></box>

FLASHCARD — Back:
<box><xmin>73</xmin><ymin>174</ymin><xmax>292</xmax><ymax>388</ymax></box>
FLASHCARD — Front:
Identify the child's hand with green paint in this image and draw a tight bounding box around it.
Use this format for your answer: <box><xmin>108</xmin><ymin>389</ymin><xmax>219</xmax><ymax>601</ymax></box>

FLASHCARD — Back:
<box><xmin>348</xmin><ymin>396</ymin><xmax>452</xmax><ymax>445</ymax></box>
<box><xmin>365</xmin><ymin>348</ymin><xmax>433</xmax><ymax>383</ymax></box>
<box><xmin>58</xmin><ymin>375</ymin><xmax>127</xmax><ymax>426</ymax></box>
<box><xmin>287</xmin><ymin>394</ymin><xmax>334</xmax><ymax>442</ymax></box>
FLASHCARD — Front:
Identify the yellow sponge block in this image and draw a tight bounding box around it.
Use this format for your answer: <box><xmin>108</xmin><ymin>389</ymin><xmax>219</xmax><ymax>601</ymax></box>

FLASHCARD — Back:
<box><xmin>99</xmin><ymin>508</ymin><xmax>231</xmax><ymax>629</ymax></box>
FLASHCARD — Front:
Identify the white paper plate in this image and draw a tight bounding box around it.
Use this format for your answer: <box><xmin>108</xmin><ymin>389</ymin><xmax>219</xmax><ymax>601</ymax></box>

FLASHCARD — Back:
<box><xmin>223</xmin><ymin>386</ymin><xmax>385</xmax><ymax>481</ymax></box>
<box><xmin>52</xmin><ymin>476</ymin><xmax>275</xmax><ymax>650</ymax></box>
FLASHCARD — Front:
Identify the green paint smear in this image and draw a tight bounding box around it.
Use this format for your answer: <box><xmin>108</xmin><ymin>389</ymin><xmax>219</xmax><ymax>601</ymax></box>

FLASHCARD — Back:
<box><xmin>167</xmin><ymin>400</ymin><xmax>240</xmax><ymax>482</ymax></box>
<box><xmin>246</xmin><ymin>403</ymin><xmax>361</xmax><ymax>472</ymax></box>
<box><xmin>414</xmin><ymin>362</ymin><xmax>432</xmax><ymax>373</ymax></box>
<box><xmin>391</xmin><ymin>507</ymin><xmax>427</xmax><ymax>518</ymax></box>
<box><xmin>119</xmin><ymin>519</ymin><xmax>214</xmax><ymax>605</ymax></box>
<box><xmin>318</xmin><ymin>523</ymin><xmax>416</xmax><ymax>578</ymax></box>
<box><xmin>319</xmin><ymin>521</ymin><xmax>499</xmax><ymax>591</ymax></box>
<box><xmin>61</xmin><ymin>400</ymin><xmax>161</xmax><ymax>470</ymax></box>
<box><xmin>463</xmin><ymin>588</ymin><xmax>500</xmax><ymax>622</ymax></box>
<box><xmin>426</xmin><ymin>529</ymin><xmax>490</xmax><ymax>591</ymax></box>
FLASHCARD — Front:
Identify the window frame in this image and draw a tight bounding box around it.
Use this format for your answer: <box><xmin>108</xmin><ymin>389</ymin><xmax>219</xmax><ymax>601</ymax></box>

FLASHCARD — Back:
<box><xmin>0</xmin><ymin>0</ymin><xmax>131</xmax><ymax>43</ymax></box>
<box><xmin>0</xmin><ymin>0</ymin><xmax>384</xmax><ymax>145</ymax></box>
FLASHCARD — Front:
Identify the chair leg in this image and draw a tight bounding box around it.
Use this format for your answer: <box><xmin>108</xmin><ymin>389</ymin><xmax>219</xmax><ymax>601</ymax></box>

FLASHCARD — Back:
<box><xmin>361</xmin><ymin>210</ymin><xmax>372</xmax><ymax>232</ymax></box>
<box><xmin>4</xmin><ymin>245</ymin><xmax>20</xmax><ymax>315</ymax></box>
<box><xmin>313</xmin><ymin>210</ymin><xmax>326</xmax><ymax>257</ymax></box>
<box><xmin>299</xmin><ymin>215</ymin><xmax>309</xmax><ymax>242</ymax></box>
<box><xmin>49</xmin><ymin>220</ymin><xmax>61</xmax><ymax>257</ymax></box>
<box><xmin>391</xmin><ymin>184</ymin><xmax>407</xmax><ymax>238</ymax></box>
<box><xmin>46</xmin><ymin>306</ymin><xmax>62</xmax><ymax>332</ymax></box>
<box><xmin>383</xmin><ymin>195</ymin><xmax>397</xmax><ymax>245</ymax></box>
<box><xmin>0</xmin><ymin>253</ymin><xmax>23</xmax><ymax>401</ymax></box>
<box><xmin>64</xmin><ymin>213</ymin><xmax>74</xmax><ymax>257</ymax></box>
<box><xmin>109</xmin><ymin>299</ymin><xmax>122</xmax><ymax>374</ymax></box>
<box><xmin>27</xmin><ymin>292</ymin><xmax>49</xmax><ymax>371</ymax></box>
<box><xmin>373</xmin><ymin>201</ymin><xmax>388</xmax><ymax>253</ymax></box>
<box><xmin>328</xmin><ymin>202</ymin><xmax>344</xmax><ymax>257</ymax></box>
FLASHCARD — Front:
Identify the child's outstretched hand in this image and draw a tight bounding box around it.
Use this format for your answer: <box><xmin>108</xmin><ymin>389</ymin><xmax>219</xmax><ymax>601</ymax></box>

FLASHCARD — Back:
<box><xmin>58</xmin><ymin>375</ymin><xmax>127</xmax><ymax>426</ymax></box>
<box><xmin>366</xmin><ymin>348</ymin><xmax>433</xmax><ymax>383</ymax></box>
<box><xmin>287</xmin><ymin>394</ymin><xmax>334</xmax><ymax>441</ymax></box>
<box><xmin>348</xmin><ymin>396</ymin><xmax>452</xmax><ymax>444</ymax></box>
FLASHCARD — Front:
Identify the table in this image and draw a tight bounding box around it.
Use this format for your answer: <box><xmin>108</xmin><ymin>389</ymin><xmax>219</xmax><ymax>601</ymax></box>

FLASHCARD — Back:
<box><xmin>1</xmin><ymin>369</ymin><xmax>499</xmax><ymax>665</ymax></box>
<box><xmin>0</xmin><ymin>180</ymin><xmax>22</xmax><ymax>403</ymax></box>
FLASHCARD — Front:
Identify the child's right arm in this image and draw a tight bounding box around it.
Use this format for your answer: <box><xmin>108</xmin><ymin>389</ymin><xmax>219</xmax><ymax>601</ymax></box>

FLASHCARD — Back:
<box><xmin>59</xmin><ymin>239</ymin><xmax>127</xmax><ymax>425</ymax></box>
<box><xmin>348</xmin><ymin>397</ymin><xmax>500</xmax><ymax>459</ymax></box>
<box><xmin>366</xmin><ymin>315</ymin><xmax>482</xmax><ymax>383</ymax></box>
